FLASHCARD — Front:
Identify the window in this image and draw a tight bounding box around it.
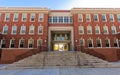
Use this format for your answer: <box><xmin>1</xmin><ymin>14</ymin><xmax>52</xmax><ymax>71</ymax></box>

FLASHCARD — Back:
<box><xmin>20</xmin><ymin>25</ymin><xmax>26</xmax><ymax>34</ymax></box>
<box><xmin>22</xmin><ymin>13</ymin><xmax>27</xmax><ymax>22</ymax></box>
<box><xmin>1</xmin><ymin>39</ymin><xmax>6</xmax><ymax>48</ymax></box>
<box><xmin>30</xmin><ymin>13</ymin><xmax>35</xmax><ymax>22</ymax></box>
<box><xmin>78</xmin><ymin>14</ymin><xmax>83</xmax><ymax>22</ymax></box>
<box><xmin>109</xmin><ymin>14</ymin><xmax>114</xmax><ymax>22</ymax></box>
<box><xmin>53</xmin><ymin>16</ymin><xmax>57</xmax><ymax>23</ymax></box>
<box><xmin>39</xmin><ymin>14</ymin><xmax>44</xmax><ymax>22</ymax></box>
<box><xmin>49</xmin><ymin>16</ymin><xmax>52</xmax><ymax>23</ymax></box>
<box><xmin>117</xmin><ymin>14</ymin><xmax>120</xmax><ymax>22</ymax></box>
<box><xmin>70</xmin><ymin>16</ymin><xmax>73</xmax><ymax>23</ymax></box>
<box><xmin>79</xmin><ymin>26</ymin><xmax>84</xmax><ymax>34</ymax></box>
<box><xmin>94</xmin><ymin>14</ymin><xmax>99</xmax><ymax>22</ymax></box>
<box><xmin>2</xmin><ymin>25</ymin><xmax>8</xmax><ymax>34</ymax></box>
<box><xmin>96</xmin><ymin>39</ymin><xmax>102</xmax><ymax>47</ymax></box>
<box><xmin>103</xmin><ymin>26</ymin><xmax>109</xmax><ymax>34</ymax></box>
<box><xmin>105</xmin><ymin>39</ymin><xmax>110</xmax><ymax>47</ymax></box>
<box><xmin>113</xmin><ymin>38</ymin><xmax>119</xmax><ymax>47</ymax></box>
<box><xmin>64</xmin><ymin>16</ymin><xmax>69</xmax><ymax>23</ymax></box>
<box><xmin>0</xmin><ymin>13</ymin><xmax>2</xmax><ymax>18</ymax></box>
<box><xmin>28</xmin><ymin>39</ymin><xmax>34</xmax><ymax>48</ymax></box>
<box><xmin>37</xmin><ymin>39</ymin><xmax>43</xmax><ymax>46</ymax></box>
<box><xmin>87</xmin><ymin>26</ymin><xmax>92</xmax><ymax>34</ymax></box>
<box><xmin>102</xmin><ymin>14</ymin><xmax>107</xmax><ymax>22</ymax></box>
<box><xmin>11</xmin><ymin>25</ymin><xmax>17</xmax><ymax>34</ymax></box>
<box><xmin>86</xmin><ymin>14</ymin><xmax>91</xmax><ymax>22</ymax></box>
<box><xmin>10</xmin><ymin>39</ymin><xmax>15</xmax><ymax>48</ymax></box>
<box><xmin>95</xmin><ymin>26</ymin><xmax>100</xmax><ymax>34</ymax></box>
<box><xmin>5</xmin><ymin>13</ymin><xmax>10</xmax><ymax>21</ymax></box>
<box><xmin>29</xmin><ymin>25</ymin><xmax>34</xmax><ymax>34</ymax></box>
<box><xmin>88</xmin><ymin>39</ymin><xmax>93</xmax><ymax>47</ymax></box>
<box><xmin>38</xmin><ymin>26</ymin><xmax>43</xmax><ymax>35</ymax></box>
<box><xmin>13</xmin><ymin>13</ymin><xmax>18</xmax><ymax>21</ymax></box>
<box><xmin>59</xmin><ymin>16</ymin><xmax>63</xmax><ymax>23</ymax></box>
<box><xmin>79</xmin><ymin>38</ymin><xmax>84</xmax><ymax>46</ymax></box>
<box><xmin>19</xmin><ymin>39</ymin><xmax>24</xmax><ymax>48</ymax></box>
<box><xmin>111</xmin><ymin>26</ymin><xmax>116</xmax><ymax>34</ymax></box>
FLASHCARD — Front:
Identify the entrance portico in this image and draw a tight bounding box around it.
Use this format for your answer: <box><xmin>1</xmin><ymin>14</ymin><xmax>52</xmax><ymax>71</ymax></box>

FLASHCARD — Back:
<box><xmin>48</xmin><ymin>27</ymin><xmax>74</xmax><ymax>51</ymax></box>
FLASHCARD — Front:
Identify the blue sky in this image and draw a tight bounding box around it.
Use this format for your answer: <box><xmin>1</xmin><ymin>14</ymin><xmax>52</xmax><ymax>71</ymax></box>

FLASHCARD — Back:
<box><xmin>0</xmin><ymin>0</ymin><xmax>120</xmax><ymax>9</ymax></box>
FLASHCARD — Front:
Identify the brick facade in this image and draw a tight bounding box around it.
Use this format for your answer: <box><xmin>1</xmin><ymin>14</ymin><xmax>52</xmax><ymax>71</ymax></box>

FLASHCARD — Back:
<box><xmin>0</xmin><ymin>7</ymin><xmax>120</xmax><ymax>63</ymax></box>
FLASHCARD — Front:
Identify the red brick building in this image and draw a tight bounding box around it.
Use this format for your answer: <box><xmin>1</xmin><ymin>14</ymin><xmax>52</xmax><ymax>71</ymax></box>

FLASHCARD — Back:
<box><xmin>0</xmin><ymin>7</ymin><xmax>120</xmax><ymax>63</ymax></box>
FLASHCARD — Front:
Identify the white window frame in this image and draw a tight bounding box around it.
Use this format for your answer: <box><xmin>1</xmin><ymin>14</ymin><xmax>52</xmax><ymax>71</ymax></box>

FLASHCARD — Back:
<box><xmin>87</xmin><ymin>26</ymin><xmax>92</xmax><ymax>34</ymax></box>
<box><xmin>11</xmin><ymin>25</ymin><xmax>17</xmax><ymax>35</ymax></box>
<box><xmin>79</xmin><ymin>38</ymin><xmax>85</xmax><ymax>46</ymax></box>
<box><xmin>96</xmin><ymin>38</ymin><xmax>102</xmax><ymax>48</ymax></box>
<box><xmin>111</xmin><ymin>26</ymin><xmax>116</xmax><ymax>34</ymax></box>
<box><xmin>105</xmin><ymin>38</ymin><xmax>111</xmax><ymax>47</ymax></box>
<box><xmin>79</xmin><ymin>26</ymin><xmax>84</xmax><ymax>34</ymax></box>
<box><xmin>28</xmin><ymin>39</ymin><xmax>34</xmax><ymax>48</ymax></box>
<box><xmin>30</xmin><ymin>13</ymin><xmax>35</xmax><ymax>22</ymax></box>
<box><xmin>113</xmin><ymin>38</ymin><xmax>119</xmax><ymax>47</ymax></box>
<box><xmin>2</xmin><ymin>25</ymin><xmax>8</xmax><ymax>34</ymax></box>
<box><xmin>13</xmin><ymin>13</ymin><xmax>18</xmax><ymax>22</ymax></box>
<box><xmin>103</xmin><ymin>26</ymin><xmax>109</xmax><ymax>34</ymax></box>
<box><xmin>95</xmin><ymin>25</ymin><xmax>100</xmax><ymax>34</ymax></box>
<box><xmin>117</xmin><ymin>14</ymin><xmax>120</xmax><ymax>22</ymax></box>
<box><xmin>29</xmin><ymin>25</ymin><xmax>34</xmax><ymax>35</ymax></box>
<box><xmin>109</xmin><ymin>14</ymin><xmax>114</xmax><ymax>22</ymax></box>
<box><xmin>88</xmin><ymin>39</ymin><xmax>93</xmax><ymax>48</ymax></box>
<box><xmin>78</xmin><ymin>14</ymin><xmax>83</xmax><ymax>22</ymax></box>
<box><xmin>22</xmin><ymin>13</ymin><xmax>27</xmax><ymax>22</ymax></box>
<box><xmin>20</xmin><ymin>25</ymin><xmax>26</xmax><ymax>35</ymax></box>
<box><xmin>9</xmin><ymin>39</ymin><xmax>15</xmax><ymax>48</ymax></box>
<box><xmin>102</xmin><ymin>14</ymin><xmax>107</xmax><ymax>22</ymax></box>
<box><xmin>94</xmin><ymin>14</ymin><xmax>99</xmax><ymax>22</ymax></box>
<box><xmin>0</xmin><ymin>38</ymin><xmax>6</xmax><ymax>48</ymax></box>
<box><xmin>4</xmin><ymin>13</ymin><xmax>10</xmax><ymax>22</ymax></box>
<box><xmin>38</xmin><ymin>26</ymin><xmax>43</xmax><ymax>35</ymax></box>
<box><xmin>37</xmin><ymin>39</ymin><xmax>43</xmax><ymax>46</ymax></box>
<box><xmin>38</xmin><ymin>13</ymin><xmax>44</xmax><ymax>22</ymax></box>
<box><xmin>86</xmin><ymin>14</ymin><xmax>91</xmax><ymax>22</ymax></box>
<box><xmin>19</xmin><ymin>39</ymin><xmax>25</xmax><ymax>48</ymax></box>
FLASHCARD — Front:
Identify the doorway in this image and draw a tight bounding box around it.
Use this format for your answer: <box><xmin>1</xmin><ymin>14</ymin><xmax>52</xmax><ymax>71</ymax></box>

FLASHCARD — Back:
<box><xmin>53</xmin><ymin>43</ymin><xmax>69</xmax><ymax>51</ymax></box>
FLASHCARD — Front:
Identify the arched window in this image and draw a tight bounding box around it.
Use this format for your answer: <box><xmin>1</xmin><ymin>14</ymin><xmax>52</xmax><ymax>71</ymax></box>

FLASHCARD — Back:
<box><xmin>96</xmin><ymin>38</ymin><xmax>102</xmax><ymax>47</ymax></box>
<box><xmin>105</xmin><ymin>38</ymin><xmax>110</xmax><ymax>47</ymax></box>
<box><xmin>113</xmin><ymin>38</ymin><xmax>119</xmax><ymax>47</ymax></box>
<box><xmin>1</xmin><ymin>38</ymin><xmax>6</xmax><ymax>48</ymax></box>
<box><xmin>19</xmin><ymin>38</ymin><xmax>25</xmax><ymax>48</ymax></box>
<box><xmin>37</xmin><ymin>39</ymin><xmax>43</xmax><ymax>46</ymax></box>
<box><xmin>79</xmin><ymin>38</ymin><xmax>84</xmax><ymax>46</ymax></box>
<box><xmin>88</xmin><ymin>39</ymin><xmax>93</xmax><ymax>47</ymax></box>
<box><xmin>28</xmin><ymin>39</ymin><xmax>34</xmax><ymax>48</ymax></box>
<box><xmin>10</xmin><ymin>38</ymin><xmax>15</xmax><ymax>48</ymax></box>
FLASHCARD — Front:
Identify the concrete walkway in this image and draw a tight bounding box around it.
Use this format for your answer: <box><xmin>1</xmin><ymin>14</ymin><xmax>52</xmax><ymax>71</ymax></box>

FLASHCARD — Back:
<box><xmin>0</xmin><ymin>68</ymin><xmax>120</xmax><ymax>75</ymax></box>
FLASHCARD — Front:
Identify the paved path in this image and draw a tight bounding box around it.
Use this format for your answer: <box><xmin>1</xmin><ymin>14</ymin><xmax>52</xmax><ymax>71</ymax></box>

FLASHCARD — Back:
<box><xmin>0</xmin><ymin>68</ymin><xmax>120</xmax><ymax>75</ymax></box>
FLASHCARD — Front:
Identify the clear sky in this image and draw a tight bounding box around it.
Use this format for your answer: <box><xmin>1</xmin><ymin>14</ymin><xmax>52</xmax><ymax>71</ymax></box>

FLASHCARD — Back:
<box><xmin>0</xmin><ymin>0</ymin><xmax>120</xmax><ymax>9</ymax></box>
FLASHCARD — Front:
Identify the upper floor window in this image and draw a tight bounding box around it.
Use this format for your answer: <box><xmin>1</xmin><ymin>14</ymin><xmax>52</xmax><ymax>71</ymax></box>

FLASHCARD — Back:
<box><xmin>29</xmin><ymin>25</ymin><xmax>34</xmax><ymax>34</ymax></box>
<box><xmin>64</xmin><ymin>16</ymin><xmax>69</xmax><ymax>23</ymax></box>
<box><xmin>4</xmin><ymin>13</ymin><xmax>10</xmax><ymax>22</ymax></box>
<box><xmin>78</xmin><ymin>14</ymin><xmax>83</xmax><ymax>22</ymax></box>
<box><xmin>102</xmin><ymin>14</ymin><xmax>107</xmax><ymax>22</ymax></box>
<box><xmin>59</xmin><ymin>16</ymin><xmax>63</xmax><ymax>23</ymax></box>
<box><xmin>38</xmin><ymin>26</ymin><xmax>43</xmax><ymax>35</ymax></box>
<box><xmin>53</xmin><ymin>16</ymin><xmax>57</xmax><ymax>23</ymax></box>
<box><xmin>38</xmin><ymin>14</ymin><xmax>44</xmax><ymax>22</ymax></box>
<box><xmin>79</xmin><ymin>26</ymin><xmax>84</xmax><ymax>34</ymax></box>
<box><xmin>1</xmin><ymin>39</ymin><xmax>6</xmax><ymax>48</ymax></box>
<box><xmin>22</xmin><ymin>13</ymin><xmax>27</xmax><ymax>22</ymax></box>
<box><xmin>2</xmin><ymin>25</ymin><xmax>8</xmax><ymax>34</ymax></box>
<box><xmin>86</xmin><ymin>14</ymin><xmax>91</xmax><ymax>22</ymax></box>
<box><xmin>117</xmin><ymin>14</ymin><xmax>120</xmax><ymax>22</ymax></box>
<box><xmin>10</xmin><ymin>39</ymin><xmax>15</xmax><ymax>48</ymax></box>
<box><xmin>49</xmin><ymin>16</ymin><xmax>52</xmax><ymax>23</ymax></box>
<box><xmin>11</xmin><ymin>25</ymin><xmax>17</xmax><ymax>34</ymax></box>
<box><xmin>103</xmin><ymin>26</ymin><xmax>109</xmax><ymax>34</ymax></box>
<box><xmin>95</xmin><ymin>25</ymin><xmax>100</xmax><ymax>34</ymax></box>
<box><xmin>37</xmin><ymin>39</ymin><xmax>43</xmax><ymax>46</ymax></box>
<box><xmin>19</xmin><ymin>39</ymin><xmax>25</xmax><ymax>48</ymax></box>
<box><xmin>94</xmin><ymin>14</ymin><xmax>99</xmax><ymax>22</ymax></box>
<box><xmin>113</xmin><ymin>38</ymin><xmax>119</xmax><ymax>47</ymax></box>
<box><xmin>70</xmin><ymin>16</ymin><xmax>73</xmax><ymax>23</ymax></box>
<box><xmin>20</xmin><ymin>25</ymin><xmax>26</xmax><ymax>34</ymax></box>
<box><xmin>79</xmin><ymin>38</ymin><xmax>84</xmax><ymax>46</ymax></box>
<box><xmin>0</xmin><ymin>13</ymin><xmax>2</xmax><ymax>18</ymax></box>
<box><xmin>109</xmin><ymin>14</ymin><xmax>114</xmax><ymax>22</ymax></box>
<box><xmin>30</xmin><ymin>13</ymin><xmax>35</xmax><ymax>22</ymax></box>
<box><xmin>87</xmin><ymin>26</ymin><xmax>92</xmax><ymax>34</ymax></box>
<box><xmin>13</xmin><ymin>13</ymin><xmax>18</xmax><ymax>22</ymax></box>
<box><xmin>111</xmin><ymin>26</ymin><xmax>116</xmax><ymax>34</ymax></box>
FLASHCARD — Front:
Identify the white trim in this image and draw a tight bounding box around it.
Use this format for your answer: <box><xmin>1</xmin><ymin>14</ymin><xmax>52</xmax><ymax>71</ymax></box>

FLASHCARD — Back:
<box><xmin>78</xmin><ymin>14</ymin><xmax>83</xmax><ymax>22</ymax></box>
<box><xmin>20</xmin><ymin>25</ymin><xmax>26</xmax><ymax>35</ymax></box>
<box><xmin>21</xmin><ymin>13</ymin><xmax>27</xmax><ymax>22</ymax></box>
<box><xmin>11</xmin><ymin>25</ymin><xmax>17</xmax><ymax>35</ymax></box>
<box><xmin>94</xmin><ymin>14</ymin><xmax>99</xmax><ymax>22</ymax></box>
<box><xmin>9</xmin><ymin>39</ymin><xmax>15</xmax><ymax>48</ymax></box>
<box><xmin>102</xmin><ymin>14</ymin><xmax>107</xmax><ymax>22</ymax></box>
<box><xmin>78</xmin><ymin>26</ymin><xmax>84</xmax><ymax>34</ymax></box>
<box><xmin>30</xmin><ymin>13</ymin><xmax>35</xmax><ymax>22</ymax></box>
<box><xmin>19</xmin><ymin>39</ymin><xmax>25</xmax><ymax>48</ymax></box>
<box><xmin>2</xmin><ymin>25</ymin><xmax>8</xmax><ymax>34</ymax></box>
<box><xmin>88</xmin><ymin>38</ymin><xmax>94</xmax><ymax>47</ymax></box>
<box><xmin>86</xmin><ymin>14</ymin><xmax>91</xmax><ymax>22</ymax></box>
<box><xmin>38</xmin><ymin>26</ymin><xmax>43</xmax><ymax>35</ymax></box>
<box><xmin>38</xmin><ymin>13</ymin><xmax>44</xmax><ymax>22</ymax></box>
<box><xmin>4</xmin><ymin>13</ymin><xmax>10</xmax><ymax>22</ymax></box>
<box><xmin>13</xmin><ymin>13</ymin><xmax>18</xmax><ymax>22</ymax></box>
<box><xmin>109</xmin><ymin>14</ymin><xmax>114</xmax><ymax>22</ymax></box>
<box><xmin>95</xmin><ymin>25</ymin><xmax>101</xmax><ymax>34</ymax></box>
<box><xmin>29</xmin><ymin>25</ymin><xmax>34</xmax><ymax>35</ymax></box>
